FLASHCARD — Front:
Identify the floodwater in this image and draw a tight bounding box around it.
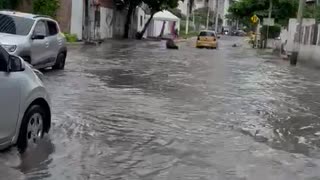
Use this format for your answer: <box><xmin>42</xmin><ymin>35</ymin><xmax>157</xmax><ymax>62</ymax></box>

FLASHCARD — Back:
<box><xmin>1</xmin><ymin>36</ymin><xmax>320</xmax><ymax>180</ymax></box>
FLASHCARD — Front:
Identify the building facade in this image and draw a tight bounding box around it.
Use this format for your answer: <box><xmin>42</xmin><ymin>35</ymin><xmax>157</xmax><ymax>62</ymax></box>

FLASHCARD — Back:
<box><xmin>178</xmin><ymin>0</ymin><xmax>231</xmax><ymax>29</ymax></box>
<box><xmin>16</xmin><ymin>0</ymin><xmax>147</xmax><ymax>40</ymax></box>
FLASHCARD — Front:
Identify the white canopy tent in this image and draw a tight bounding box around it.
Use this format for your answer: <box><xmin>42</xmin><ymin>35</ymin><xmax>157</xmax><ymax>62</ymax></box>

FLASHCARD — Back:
<box><xmin>147</xmin><ymin>10</ymin><xmax>180</xmax><ymax>38</ymax></box>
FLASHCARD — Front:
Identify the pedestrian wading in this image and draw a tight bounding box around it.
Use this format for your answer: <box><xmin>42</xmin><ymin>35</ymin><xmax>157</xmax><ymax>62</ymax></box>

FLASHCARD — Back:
<box><xmin>166</xmin><ymin>39</ymin><xmax>179</xmax><ymax>50</ymax></box>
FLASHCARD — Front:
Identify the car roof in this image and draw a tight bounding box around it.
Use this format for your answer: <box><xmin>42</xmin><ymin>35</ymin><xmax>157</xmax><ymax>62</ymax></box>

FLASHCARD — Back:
<box><xmin>0</xmin><ymin>10</ymin><xmax>51</xmax><ymax>20</ymax></box>
<box><xmin>200</xmin><ymin>30</ymin><xmax>216</xmax><ymax>33</ymax></box>
<box><xmin>200</xmin><ymin>30</ymin><xmax>216</xmax><ymax>34</ymax></box>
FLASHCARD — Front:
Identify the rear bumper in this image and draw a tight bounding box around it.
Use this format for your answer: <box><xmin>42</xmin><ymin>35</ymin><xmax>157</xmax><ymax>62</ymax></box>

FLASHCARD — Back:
<box><xmin>196</xmin><ymin>41</ymin><xmax>217</xmax><ymax>48</ymax></box>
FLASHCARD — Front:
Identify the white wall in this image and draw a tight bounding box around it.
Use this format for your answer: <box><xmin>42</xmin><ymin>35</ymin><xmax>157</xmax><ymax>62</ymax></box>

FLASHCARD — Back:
<box><xmin>137</xmin><ymin>7</ymin><xmax>146</xmax><ymax>32</ymax></box>
<box><xmin>100</xmin><ymin>7</ymin><xmax>113</xmax><ymax>39</ymax></box>
<box><xmin>70</xmin><ymin>0</ymin><xmax>84</xmax><ymax>40</ymax></box>
<box><xmin>286</xmin><ymin>18</ymin><xmax>316</xmax><ymax>53</ymax></box>
<box><xmin>281</xmin><ymin>18</ymin><xmax>320</xmax><ymax>67</ymax></box>
<box><xmin>113</xmin><ymin>10</ymin><xmax>127</xmax><ymax>38</ymax></box>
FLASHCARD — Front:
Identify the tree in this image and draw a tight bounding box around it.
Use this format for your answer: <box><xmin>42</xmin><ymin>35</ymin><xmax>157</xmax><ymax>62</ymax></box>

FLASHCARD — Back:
<box><xmin>123</xmin><ymin>0</ymin><xmax>143</xmax><ymax>38</ymax></box>
<box><xmin>33</xmin><ymin>0</ymin><xmax>60</xmax><ymax>18</ymax></box>
<box><xmin>193</xmin><ymin>7</ymin><xmax>215</xmax><ymax>28</ymax></box>
<box><xmin>228</xmin><ymin>0</ymin><xmax>298</xmax><ymax>27</ymax></box>
<box><xmin>169</xmin><ymin>8</ymin><xmax>185</xmax><ymax>19</ymax></box>
<box><xmin>304</xmin><ymin>4</ymin><xmax>320</xmax><ymax>22</ymax></box>
<box><xmin>0</xmin><ymin>0</ymin><xmax>21</xmax><ymax>9</ymax></box>
<box><xmin>136</xmin><ymin>0</ymin><xmax>182</xmax><ymax>39</ymax></box>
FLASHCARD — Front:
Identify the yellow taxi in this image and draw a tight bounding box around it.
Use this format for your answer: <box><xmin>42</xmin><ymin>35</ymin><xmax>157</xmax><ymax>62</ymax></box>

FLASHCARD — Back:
<box><xmin>196</xmin><ymin>30</ymin><xmax>219</xmax><ymax>49</ymax></box>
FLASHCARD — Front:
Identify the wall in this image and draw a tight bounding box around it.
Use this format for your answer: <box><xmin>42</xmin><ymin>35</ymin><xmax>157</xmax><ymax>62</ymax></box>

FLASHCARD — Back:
<box><xmin>281</xmin><ymin>18</ymin><xmax>320</xmax><ymax>67</ymax></box>
<box><xmin>100</xmin><ymin>7</ymin><xmax>113</xmax><ymax>39</ymax></box>
<box><xmin>136</xmin><ymin>7</ymin><xmax>146</xmax><ymax>33</ymax></box>
<box><xmin>298</xmin><ymin>23</ymin><xmax>320</xmax><ymax>67</ymax></box>
<box><xmin>16</xmin><ymin>0</ymin><xmax>72</xmax><ymax>33</ymax></box>
<box><xmin>70</xmin><ymin>0</ymin><xmax>84</xmax><ymax>40</ymax></box>
<box><xmin>286</xmin><ymin>18</ymin><xmax>316</xmax><ymax>53</ymax></box>
<box><xmin>113</xmin><ymin>10</ymin><xmax>126</xmax><ymax>38</ymax></box>
<box><xmin>56</xmin><ymin>0</ymin><xmax>72</xmax><ymax>33</ymax></box>
<box><xmin>16</xmin><ymin>0</ymin><xmax>32</xmax><ymax>12</ymax></box>
<box><xmin>99</xmin><ymin>0</ymin><xmax>113</xmax><ymax>8</ymax></box>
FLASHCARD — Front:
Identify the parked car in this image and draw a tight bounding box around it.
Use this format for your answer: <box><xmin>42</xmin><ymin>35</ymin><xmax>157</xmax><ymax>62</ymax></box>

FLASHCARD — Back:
<box><xmin>0</xmin><ymin>11</ymin><xmax>67</xmax><ymax>69</ymax></box>
<box><xmin>196</xmin><ymin>30</ymin><xmax>219</xmax><ymax>49</ymax></box>
<box><xmin>235</xmin><ymin>30</ymin><xmax>247</xmax><ymax>36</ymax></box>
<box><xmin>231</xmin><ymin>30</ymin><xmax>247</xmax><ymax>36</ymax></box>
<box><xmin>0</xmin><ymin>46</ymin><xmax>51</xmax><ymax>153</ymax></box>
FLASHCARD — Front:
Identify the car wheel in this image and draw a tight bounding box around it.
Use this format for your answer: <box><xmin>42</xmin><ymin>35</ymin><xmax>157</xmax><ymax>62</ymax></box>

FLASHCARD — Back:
<box><xmin>17</xmin><ymin>105</ymin><xmax>46</xmax><ymax>153</ymax></box>
<box><xmin>52</xmin><ymin>53</ymin><xmax>66</xmax><ymax>70</ymax></box>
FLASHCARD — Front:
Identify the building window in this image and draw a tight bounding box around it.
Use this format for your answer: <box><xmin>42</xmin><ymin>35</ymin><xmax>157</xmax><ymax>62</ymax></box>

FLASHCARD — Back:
<box><xmin>140</xmin><ymin>15</ymin><xmax>143</xmax><ymax>27</ymax></box>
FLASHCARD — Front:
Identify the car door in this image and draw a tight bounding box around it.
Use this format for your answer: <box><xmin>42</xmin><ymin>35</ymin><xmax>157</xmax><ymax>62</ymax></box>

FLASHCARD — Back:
<box><xmin>0</xmin><ymin>47</ymin><xmax>21</xmax><ymax>143</ymax></box>
<box><xmin>30</xmin><ymin>20</ymin><xmax>49</xmax><ymax>66</ymax></box>
<box><xmin>45</xmin><ymin>20</ymin><xmax>60</xmax><ymax>64</ymax></box>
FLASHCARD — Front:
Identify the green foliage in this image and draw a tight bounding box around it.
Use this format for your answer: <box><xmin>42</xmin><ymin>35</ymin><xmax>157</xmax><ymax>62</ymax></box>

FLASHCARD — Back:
<box><xmin>33</xmin><ymin>0</ymin><xmax>60</xmax><ymax>17</ymax></box>
<box><xmin>0</xmin><ymin>0</ymin><xmax>20</xmax><ymax>9</ymax></box>
<box><xmin>261</xmin><ymin>24</ymin><xmax>281</xmax><ymax>38</ymax></box>
<box><xmin>64</xmin><ymin>33</ymin><xmax>78</xmax><ymax>43</ymax></box>
<box><xmin>143</xmin><ymin>0</ymin><xmax>181</xmax><ymax>13</ymax></box>
<box><xmin>304</xmin><ymin>5</ymin><xmax>320</xmax><ymax>22</ymax></box>
<box><xmin>180</xmin><ymin>31</ymin><xmax>198</xmax><ymax>39</ymax></box>
<box><xmin>193</xmin><ymin>7</ymin><xmax>214</xmax><ymax>26</ymax></box>
<box><xmin>228</xmin><ymin>0</ymin><xmax>298</xmax><ymax>26</ymax></box>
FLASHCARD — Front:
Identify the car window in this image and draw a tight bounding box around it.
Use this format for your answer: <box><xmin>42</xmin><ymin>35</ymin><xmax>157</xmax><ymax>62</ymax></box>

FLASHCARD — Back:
<box><xmin>34</xmin><ymin>20</ymin><xmax>47</xmax><ymax>36</ymax></box>
<box><xmin>46</xmin><ymin>21</ymin><xmax>58</xmax><ymax>36</ymax></box>
<box><xmin>199</xmin><ymin>31</ymin><xmax>215</xmax><ymax>37</ymax></box>
<box><xmin>0</xmin><ymin>14</ymin><xmax>34</xmax><ymax>36</ymax></box>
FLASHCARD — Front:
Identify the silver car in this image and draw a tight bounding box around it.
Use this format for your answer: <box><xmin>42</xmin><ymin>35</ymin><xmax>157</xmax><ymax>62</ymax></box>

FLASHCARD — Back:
<box><xmin>0</xmin><ymin>11</ymin><xmax>67</xmax><ymax>69</ymax></box>
<box><xmin>0</xmin><ymin>46</ymin><xmax>51</xmax><ymax>153</ymax></box>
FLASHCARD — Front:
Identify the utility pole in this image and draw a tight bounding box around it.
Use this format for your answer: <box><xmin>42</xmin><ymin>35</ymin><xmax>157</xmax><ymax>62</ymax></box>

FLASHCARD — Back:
<box><xmin>193</xmin><ymin>10</ymin><xmax>196</xmax><ymax>31</ymax></box>
<box><xmin>265</xmin><ymin>0</ymin><xmax>273</xmax><ymax>48</ymax></box>
<box><xmin>186</xmin><ymin>0</ymin><xmax>190</xmax><ymax>34</ymax></box>
<box><xmin>206</xmin><ymin>6</ymin><xmax>210</xmax><ymax>29</ymax></box>
<box><xmin>215</xmin><ymin>0</ymin><xmax>219</xmax><ymax>32</ymax></box>
<box><xmin>290</xmin><ymin>0</ymin><xmax>305</xmax><ymax>65</ymax></box>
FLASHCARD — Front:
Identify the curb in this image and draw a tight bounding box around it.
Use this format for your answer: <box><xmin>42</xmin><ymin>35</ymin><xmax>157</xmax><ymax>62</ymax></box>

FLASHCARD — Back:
<box><xmin>66</xmin><ymin>42</ymin><xmax>85</xmax><ymax>46</ymax></box>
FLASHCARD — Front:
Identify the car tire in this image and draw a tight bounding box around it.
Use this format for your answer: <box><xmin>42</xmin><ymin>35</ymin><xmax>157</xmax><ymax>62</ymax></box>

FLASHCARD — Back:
<box><xmin>52</xmin><ymin>53</ymin><xmax>66</xmax><ymax>70</ymax></box>
<box><xmin>17</xmin><ymin>105</ymin><xmax>47</xmax><ymax>153</ymax></box>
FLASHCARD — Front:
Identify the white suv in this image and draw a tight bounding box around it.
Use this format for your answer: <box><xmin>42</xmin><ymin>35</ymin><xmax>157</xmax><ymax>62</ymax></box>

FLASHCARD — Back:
<box><xmin>0</xmin><ymin>11</ymin><xmax>67</xmax><ymax>69</ymax></box>
<box><xmin>0</xmin><ymin>46</ymin><xmax>51</xmax><ymax>153</ymax></box>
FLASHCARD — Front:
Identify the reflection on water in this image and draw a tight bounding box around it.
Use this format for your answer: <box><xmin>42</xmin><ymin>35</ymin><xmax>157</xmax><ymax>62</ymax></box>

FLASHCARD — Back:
<box><xmin>1</xmin><ymin>37</ymin><xmax>320</xmax><ymax>179</ymax></box>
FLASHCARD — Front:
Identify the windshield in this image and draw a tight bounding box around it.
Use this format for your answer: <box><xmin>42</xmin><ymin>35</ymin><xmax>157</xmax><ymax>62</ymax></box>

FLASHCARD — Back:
<box><xmin>0</xmin><ymin>14</ymin><xmax>34</xmax><ymax>36</ymax></box>
<box><xmin>199</xmin><ymin>31</ymin><xmax>215</xmax><ymax>37</ymax></box>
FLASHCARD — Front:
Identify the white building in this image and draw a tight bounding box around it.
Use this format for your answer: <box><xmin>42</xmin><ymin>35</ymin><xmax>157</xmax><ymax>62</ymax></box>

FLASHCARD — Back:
<box><xmin>70</xmin><ymin>0</ymin><xmax>148</xmax><ymax>40</ymax></box>
<box><xmin>178</xmin><ymin>0</ymin><xmax>231</xmax><ymax>27</ymax></box>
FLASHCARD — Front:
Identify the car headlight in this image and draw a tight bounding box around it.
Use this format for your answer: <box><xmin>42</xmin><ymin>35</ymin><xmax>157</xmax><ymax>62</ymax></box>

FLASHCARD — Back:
<box><xmin>2</xmin><ymin>45</ymin><xmax>17</xmax><ymax>52</ymax></box>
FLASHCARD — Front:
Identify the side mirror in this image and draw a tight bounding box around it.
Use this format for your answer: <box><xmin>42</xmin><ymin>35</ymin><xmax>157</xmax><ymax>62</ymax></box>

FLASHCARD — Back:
<box><xmin>8</xmin><ymin>55</ymin><xmax>25</xmax><ymax>72</ymax></box>
<box><xmin>32</xmin><ymin>33</ymin><xmax>45</xmax><ymax>40</ymax></box>
<box><xmin>0</xmin><ymin>46</ymin><xmax>10</xmax><ymax>72</ymax></box>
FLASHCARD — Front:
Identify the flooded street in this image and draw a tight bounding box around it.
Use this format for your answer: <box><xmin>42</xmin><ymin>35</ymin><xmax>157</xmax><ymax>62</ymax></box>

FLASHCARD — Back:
<box><xmin>2</xmin><ymin>36</ymin><xmax>320</xmax><ymax>180</ymax></box>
